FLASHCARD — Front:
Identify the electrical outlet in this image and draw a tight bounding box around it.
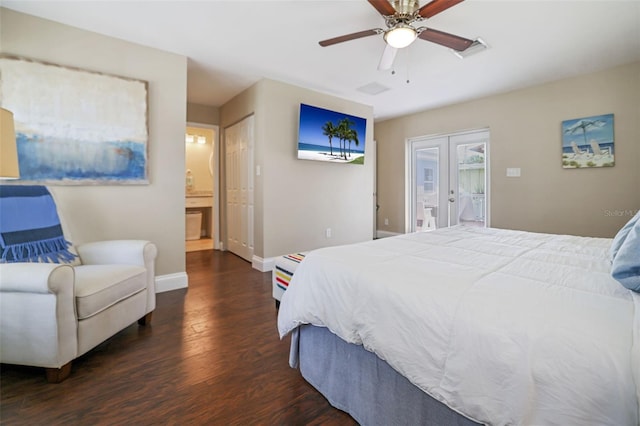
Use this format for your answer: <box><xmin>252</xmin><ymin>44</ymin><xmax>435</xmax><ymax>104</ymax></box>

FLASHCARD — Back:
<box><xmin>325</xmin><ymin>228</ymin><xmax>332</xmax><ymax>238</ymax></box>
<box><xmin>384</xmin><ymin>218</ymin><xmax>389</xmax><ymax>226</ymax></box>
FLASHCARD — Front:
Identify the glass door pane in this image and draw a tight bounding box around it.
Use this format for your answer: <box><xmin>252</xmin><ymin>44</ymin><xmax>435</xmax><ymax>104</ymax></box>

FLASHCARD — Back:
<box><xmin>414</xmin><ymin>147</ymin><xmax>439</xmax><ymax>231</ymax></box>
<box><xmin>450</xmin><ymin>139</ymin><xmax>487</xmax><ymax>227</ymax></box>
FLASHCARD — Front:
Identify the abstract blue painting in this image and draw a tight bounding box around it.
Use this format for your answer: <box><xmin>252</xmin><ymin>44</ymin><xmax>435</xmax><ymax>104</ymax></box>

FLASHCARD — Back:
<box><xmin>0</xmin><ymin>56</ymin><xmax>148</xmax><ymax>184</ymax></box>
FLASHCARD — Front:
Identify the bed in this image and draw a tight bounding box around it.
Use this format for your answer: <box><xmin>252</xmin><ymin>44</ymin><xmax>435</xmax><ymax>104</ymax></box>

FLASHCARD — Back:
<box><xmin>277</xmin><ymin>224</ymin><xmax>640</xmax><ymax>425</ymax></box>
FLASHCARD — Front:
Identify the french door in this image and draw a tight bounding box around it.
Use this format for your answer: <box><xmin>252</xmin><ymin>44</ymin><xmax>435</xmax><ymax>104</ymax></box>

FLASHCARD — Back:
<box><xmin>406</xmin><ymin>129</ymin><xmax>489</xmax><ymax>232</ymax></box>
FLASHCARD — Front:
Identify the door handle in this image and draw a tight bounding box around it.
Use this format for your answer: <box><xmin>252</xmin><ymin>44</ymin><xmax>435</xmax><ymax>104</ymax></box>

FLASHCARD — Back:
<box><xmin>449</xmin><ymin>198</ymin><xmax>455</xmax><ymax>202</ymax></box>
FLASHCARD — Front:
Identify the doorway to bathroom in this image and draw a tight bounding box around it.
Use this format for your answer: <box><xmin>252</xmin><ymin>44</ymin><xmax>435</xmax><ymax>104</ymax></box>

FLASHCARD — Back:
<box><xmin>185</xmin><ymin>123</ymin><xmax>220</xmax><ymax>252</ymax></box>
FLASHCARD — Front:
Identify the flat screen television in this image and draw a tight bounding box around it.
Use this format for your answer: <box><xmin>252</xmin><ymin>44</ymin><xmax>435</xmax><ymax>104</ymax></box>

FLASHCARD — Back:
<box><xmin>297</xmin><ymin>103</ymin><xmax>367</xmax><ymax>165</ymax></box>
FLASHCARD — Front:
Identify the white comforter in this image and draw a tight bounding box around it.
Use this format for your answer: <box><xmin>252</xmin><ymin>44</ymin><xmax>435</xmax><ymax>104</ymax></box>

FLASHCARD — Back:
<box><xmin>278</xmin><ymin>226</ymin><xmax>640</xmax><ymax>426</ymax></box>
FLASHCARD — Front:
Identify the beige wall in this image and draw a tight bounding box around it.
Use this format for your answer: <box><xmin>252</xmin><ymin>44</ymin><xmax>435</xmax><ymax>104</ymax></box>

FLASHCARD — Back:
<box><xmin>221</xmin><ymin>78</ymin><xmax>375</xmax><ymax>261</ymax></box>
<box><xmin>2</xmin><ymin>8</ymin><xmax>188</xmax><ymax>277</ymax></box>
<box><xmin>219</xmin><ymin>82</ymin><xmax>260</xmax><ymax>256</ymax></box>
<box><xmin>375</xmin><ymin>61</ymin><xmax>640</xmax><ymax>238</ymax></box>
<box><xmin>187</xmin><ymin>102</ymin><xmax>219</xmax><ymax>125</ymax></box>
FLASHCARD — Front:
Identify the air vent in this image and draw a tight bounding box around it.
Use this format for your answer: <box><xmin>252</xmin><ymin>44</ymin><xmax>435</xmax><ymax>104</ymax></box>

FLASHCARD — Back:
<box><xmin>450</xmin><ymin>38</ymin><xmax>488</xmax><ymax>59</ymax></box>
<box><xmin>357</xmin><ymin>82</ymin><xmax>391</xmax><ymax>95</ymax></box>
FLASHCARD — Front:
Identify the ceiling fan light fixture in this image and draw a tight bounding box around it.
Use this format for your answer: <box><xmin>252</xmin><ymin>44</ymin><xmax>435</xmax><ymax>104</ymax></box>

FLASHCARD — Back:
<box><xmin>384</xmin><ymin>24</ymin><xmax>417</xmax><ymax>49</ymax></box>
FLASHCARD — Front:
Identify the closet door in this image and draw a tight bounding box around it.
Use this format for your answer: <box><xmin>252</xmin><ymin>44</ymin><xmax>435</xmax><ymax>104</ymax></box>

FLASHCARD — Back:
<box><xmin>225</xmin><ymin>115</ymin><xmax>254</xmax><ymax>261</ymax></box>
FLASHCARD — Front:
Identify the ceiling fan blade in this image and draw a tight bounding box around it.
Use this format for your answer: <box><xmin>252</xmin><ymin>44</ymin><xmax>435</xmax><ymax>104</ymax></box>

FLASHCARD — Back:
<box><xmin>378</xmin><ymin>44</ymin><xmax>398</xmax><ymax>71</ymax></box>
<box><xmin>368</xmin><ymin>0</ymin><xmax>397</xmax><ymax>16</ymax></box>
<box><xmin>319</xmin><ymin>29</ymin><xmax>381</xmax><ymax>47</ymax></box>
<box><xmin>418</xmin><ymin>28</ymin><xmax>473</xmax><ymax>51</ymax></box>
<box><xmin>417</xmin><ymin>0</ymin><xmax>465</xmax><ymax>19</ymax></box>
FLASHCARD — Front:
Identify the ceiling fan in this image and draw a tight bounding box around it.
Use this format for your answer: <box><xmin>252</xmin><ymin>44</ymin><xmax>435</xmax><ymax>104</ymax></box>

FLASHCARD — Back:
<box><xmin>319</xmin><ymin>0</ymin><xmax>474</xmax><ymax>70</ymax></box>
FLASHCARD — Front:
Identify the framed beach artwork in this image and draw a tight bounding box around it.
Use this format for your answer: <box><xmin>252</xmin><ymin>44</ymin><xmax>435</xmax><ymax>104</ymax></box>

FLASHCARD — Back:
<box><xmin>297</xmin><ymin>103</ymin><xmax>367</xmax><ymax>165</ymax></box>
<box><xmin>0</xmin><ymin>55</ymin><xmax>149</xmax><ymax>184</ymax></box>
<box><xmin>562</xmin><ymin>113</ymin><xmax>614</xmax><ymax>169</ymax></box>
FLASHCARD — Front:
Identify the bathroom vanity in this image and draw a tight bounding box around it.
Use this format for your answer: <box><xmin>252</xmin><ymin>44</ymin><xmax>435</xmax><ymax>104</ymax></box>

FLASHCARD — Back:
<box><xmin>186</xmin><ymin>191</ymin><xmax>213</xmax><ymax>242</ymax></box>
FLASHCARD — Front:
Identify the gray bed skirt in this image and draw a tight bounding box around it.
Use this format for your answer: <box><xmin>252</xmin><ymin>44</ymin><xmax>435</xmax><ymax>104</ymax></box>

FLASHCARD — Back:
<box><xmin>293</xmin><ymin>324</ymin><xmax>481</xmax><ymax>426</ymax></box>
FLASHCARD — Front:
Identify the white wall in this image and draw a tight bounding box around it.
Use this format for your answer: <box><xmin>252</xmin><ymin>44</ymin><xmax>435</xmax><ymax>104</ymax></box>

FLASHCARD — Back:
<box><xmin>2</xmin><ymin>8</ymin><xmax>188</xmax><ymax>281</ymax></box>
<box><xmin>375</xmin><ymin>62</ymin><xmax>640</xmax><ymax>238</ymax></box>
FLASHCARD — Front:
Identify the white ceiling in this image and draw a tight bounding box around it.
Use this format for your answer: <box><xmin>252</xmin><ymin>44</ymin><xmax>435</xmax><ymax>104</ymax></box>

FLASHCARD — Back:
<box><xmin>3</xmin><ymin>0</ymin><xmax>640</xmax><ymax>121</ymax></box>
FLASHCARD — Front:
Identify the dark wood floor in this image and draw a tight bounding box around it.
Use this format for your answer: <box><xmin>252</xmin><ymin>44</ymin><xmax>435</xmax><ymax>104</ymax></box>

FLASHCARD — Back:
<box><xmin>0</xmin><ymin>250</ymin><xmax>358</xmax><ymax>425</ymax></box>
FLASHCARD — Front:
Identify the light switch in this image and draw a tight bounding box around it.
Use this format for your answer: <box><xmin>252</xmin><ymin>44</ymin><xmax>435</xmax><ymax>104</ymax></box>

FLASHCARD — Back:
<box><xmin>506</xmin><ymin>168</ymin><xmax>521</xmax><ymax>177</ymax></box>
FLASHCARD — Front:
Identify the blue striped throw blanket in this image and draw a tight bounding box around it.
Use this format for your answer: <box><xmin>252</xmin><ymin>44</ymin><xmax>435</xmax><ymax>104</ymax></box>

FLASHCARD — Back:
<box><xmin>0</xmin><ymin>185</ymin><xmax>77</xmax><ymax>263</ymax></box>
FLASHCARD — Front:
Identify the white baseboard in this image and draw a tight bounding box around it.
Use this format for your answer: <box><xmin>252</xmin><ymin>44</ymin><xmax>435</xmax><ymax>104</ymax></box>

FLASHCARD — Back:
<box><xmin>155</xmin><ymin>272</ymin><xmax>188</xmax><ymax>293</ymax></box>
<box><xmin>376</xmin><ymin>230</ymin><xmax>402</xmax><ymax>239</ymax></box>
<box><xmin>252</xmin><ymin>255</ymin><xmax>276</xmax><ymax>272</ymax></box>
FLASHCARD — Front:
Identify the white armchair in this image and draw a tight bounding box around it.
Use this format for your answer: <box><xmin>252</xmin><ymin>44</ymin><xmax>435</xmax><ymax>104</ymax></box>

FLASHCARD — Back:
<box><xmin>0</xmin><ymin>188</ymin><xmax>157</xmax><ymax>382</ymax></box>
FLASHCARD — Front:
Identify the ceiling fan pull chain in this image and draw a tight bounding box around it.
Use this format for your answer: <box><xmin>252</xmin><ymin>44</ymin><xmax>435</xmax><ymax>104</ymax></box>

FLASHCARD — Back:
<box><xmin>406</xmin><ymin>47</ymin><xmax>411</xmax><ymax>84</ymax></box>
